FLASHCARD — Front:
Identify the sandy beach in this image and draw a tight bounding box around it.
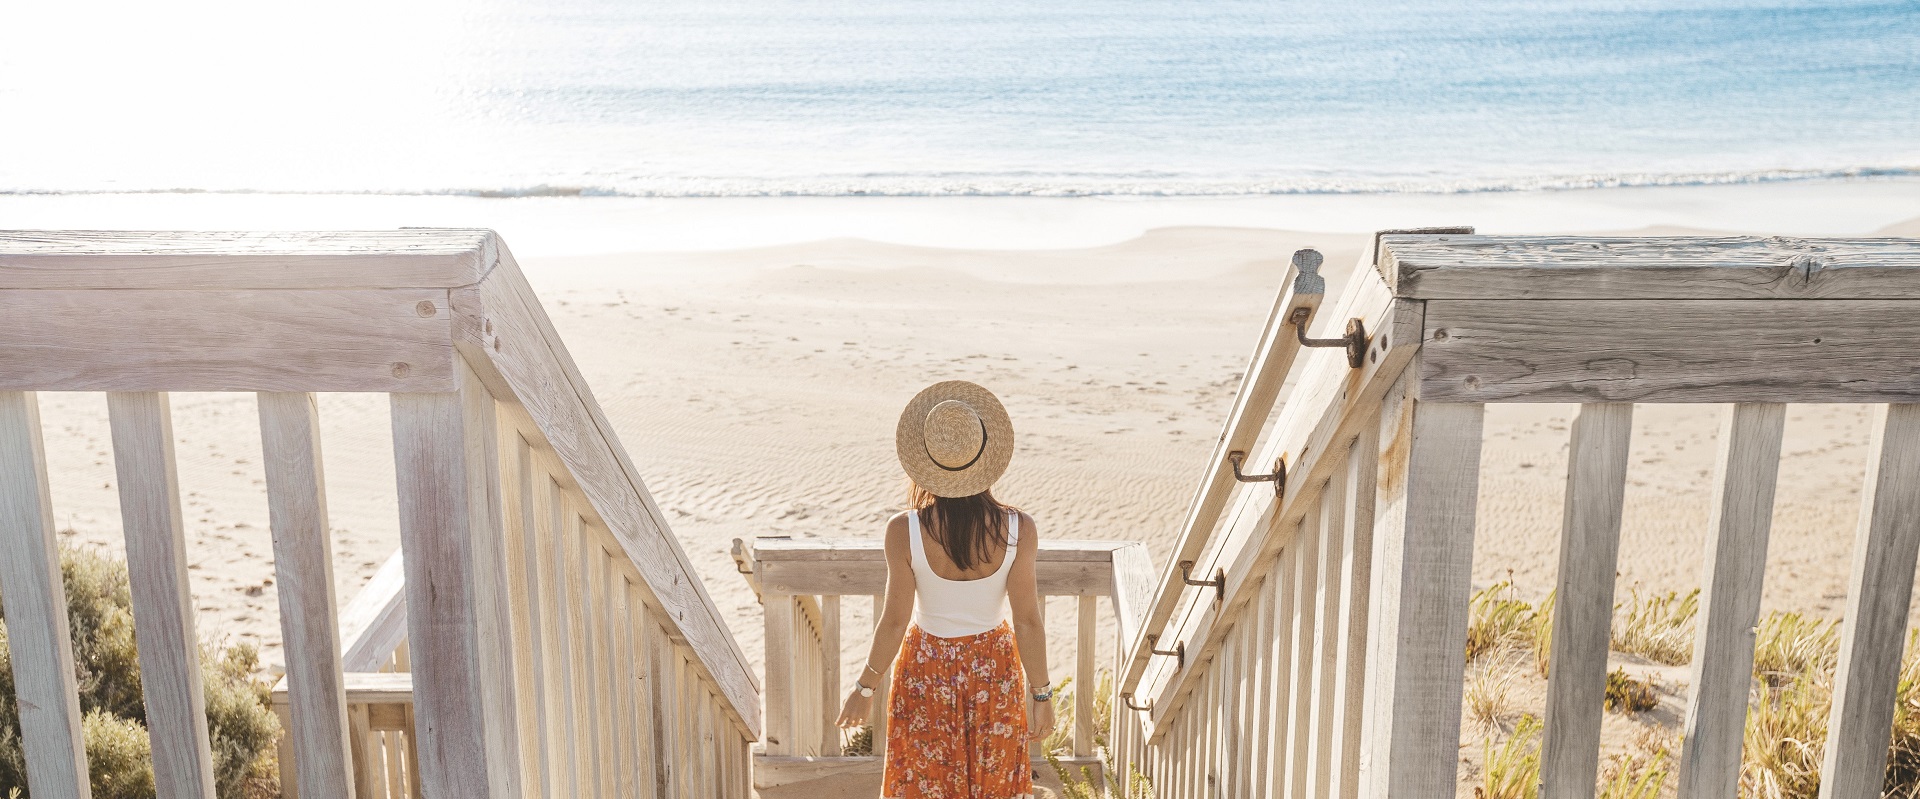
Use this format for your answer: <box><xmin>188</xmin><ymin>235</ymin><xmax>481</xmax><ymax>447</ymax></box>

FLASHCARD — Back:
<box><xmin>17</xmin><ymin>181</ymin><xmax>1920</xmax><ymax>700</ymax></box>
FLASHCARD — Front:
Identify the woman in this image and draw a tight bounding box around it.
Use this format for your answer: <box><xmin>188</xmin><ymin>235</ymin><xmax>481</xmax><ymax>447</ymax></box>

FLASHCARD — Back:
<box><xmin>836</xmin><ymin>380</ymin><xmax>1054</xmax><ymax>799</ymax></box>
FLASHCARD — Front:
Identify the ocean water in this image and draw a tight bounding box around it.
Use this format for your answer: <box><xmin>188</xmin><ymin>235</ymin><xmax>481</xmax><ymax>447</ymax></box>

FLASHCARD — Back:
<box><xmin>1</xmin><ymin>0</ymin><xmax>1915</xmax><ymax>197</ymax></box>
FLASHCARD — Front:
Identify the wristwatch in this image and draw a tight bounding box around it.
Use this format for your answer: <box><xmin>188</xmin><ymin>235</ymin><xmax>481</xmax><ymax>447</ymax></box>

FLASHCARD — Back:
<box><xmin>856</xmin><ymin>681</ymin><xmax>875</xmax><ymax>698</ymax></box>
<box><xmin>1031</xmin><ymin>682</ymin><xmax>1054</xmax><ymax>703</ymax></box>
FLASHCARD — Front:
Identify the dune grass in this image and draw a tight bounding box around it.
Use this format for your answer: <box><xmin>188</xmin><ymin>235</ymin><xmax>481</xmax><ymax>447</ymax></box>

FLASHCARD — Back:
<box><xmin>1610</xmin><ymin>587</ymin><xmax>1700</xmax><ymax>666</ymax></box>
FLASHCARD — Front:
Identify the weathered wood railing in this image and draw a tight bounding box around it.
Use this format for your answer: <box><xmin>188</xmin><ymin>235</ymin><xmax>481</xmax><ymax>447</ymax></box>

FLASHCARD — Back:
<box><xmin>0</xmin><ymin>230</ymin><xmax>758</xmax><ymax>799</ymax></box>
<box><xmin>1118</xmin><ymin>234</ymin><xmax>1920</xmax><ymax>798</ymax></box>
<box><xmin>733</xmin><ymin>536</ymin><xmax>1154</xmax><ymax>798</ymax></box>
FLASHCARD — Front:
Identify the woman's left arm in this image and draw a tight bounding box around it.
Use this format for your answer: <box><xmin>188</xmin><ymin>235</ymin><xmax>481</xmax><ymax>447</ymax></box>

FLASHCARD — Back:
<box><xmin>838</xmin><ymin>514</ymin><xmax>916</xmax><ymax>729</ymax></box>
<box><xmin>1006</xmin><ymin>512</ymin><xmax>1054</xmax><ymax>739</ymax></box>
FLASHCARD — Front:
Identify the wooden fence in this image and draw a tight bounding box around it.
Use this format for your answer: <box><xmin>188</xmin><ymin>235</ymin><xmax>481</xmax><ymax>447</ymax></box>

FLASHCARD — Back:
<box><xmin>733</xmin><ymin>536</ymin><xmax>1153</xmax><ymax>798</ymax></box>
<box><xmin>1115</xmin><ymin>234</ymin><xmax>1920</xmax><ymax>799</ymax></box>
<box><xmin>0</xmin><ymin>230</ymin><xmax>757</xmax><ymax>799</ymax></box>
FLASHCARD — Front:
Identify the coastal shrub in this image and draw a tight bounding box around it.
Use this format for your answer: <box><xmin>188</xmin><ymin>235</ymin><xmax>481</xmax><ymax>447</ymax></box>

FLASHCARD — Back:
<box><xmin>1611</xmin><ymin>587</ymin><xmax>1699</xmax><ymax>665</ymax></box>
<box><xmin>1603</xmin><ymin>668</ymin><xmax>1658</xmax><ymax>714</ymax></box>
<box><xmin>1477</xmin><ymin>714</ymin><xmax>1540</xmax><ymax>799</ymax></box>
<box><xmin>0</xmin><ymin>546</ymin><xmax>281</xmax><ymax>799</ymax></box>
<box><xmin>1598</xmin><ymin>727</ymin><xmax>1673</xmax><ymax>799</ymax></box>
<box><xmin>1467</xmin><ymin>582</ymin><xmax>1537</xmax><ymax>664</ymax></box>
<box><xmin>1048</xmin><ymin>670</ymin><xmax>1154</xmax><ymax>799</ymax></box>
<box><xmin>842</xmin><ymin>723</ymin><xmax>873</xmax><ymax>756</ymax></box>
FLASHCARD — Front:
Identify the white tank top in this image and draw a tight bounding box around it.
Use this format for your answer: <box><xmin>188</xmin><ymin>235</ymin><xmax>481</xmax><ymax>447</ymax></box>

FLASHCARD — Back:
<box><xmin>907</xmin><ymin>509</ymin><xmax>1020</xmax><ymax>639</ymax></box>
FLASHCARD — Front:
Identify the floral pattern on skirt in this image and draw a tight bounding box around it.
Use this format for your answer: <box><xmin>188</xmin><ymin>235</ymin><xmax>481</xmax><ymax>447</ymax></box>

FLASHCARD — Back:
<box><xmin>883</xmin><ymin>621</ymin><xmax>1033</xmax><ymax>799</ymax></box>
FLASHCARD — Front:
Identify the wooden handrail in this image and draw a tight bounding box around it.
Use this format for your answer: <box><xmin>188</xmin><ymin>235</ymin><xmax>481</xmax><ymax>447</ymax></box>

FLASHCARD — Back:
<box><xmin>1116</xmin><ymin>250</ymin><xmax>1327</xmax><ymax>692</ymax></box>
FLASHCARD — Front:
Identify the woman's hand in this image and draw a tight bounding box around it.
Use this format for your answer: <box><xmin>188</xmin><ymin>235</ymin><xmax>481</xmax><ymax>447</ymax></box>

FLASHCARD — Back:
<box><xmin>836</xmin><ymin>688</ymin><xmax>873</xmax><ymax>730</ymax></box>
<box><xmin>1028</xmin><ymin>699</ymin><xmax>1056</xmax><ymax>741</ymax></box>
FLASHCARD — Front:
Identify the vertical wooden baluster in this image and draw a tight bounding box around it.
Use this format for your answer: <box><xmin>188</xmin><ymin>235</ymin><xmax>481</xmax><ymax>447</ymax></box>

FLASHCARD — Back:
<box><xmin>1358</xmin><ymin>366</ymin><xmax>1485</xmax><ymax>796</ymax></box>
<box><xmin>1265</xmin><ymin>539</ymin><xmax>1298</xmax><ymax>798</ymax></box>
<box><xmin>764</xmin><ymin>591</ymin><xmax>795</xmax><ymax>755</ymax></box>
<box><xmin>1247</xmin><ymin>575</ymin><xmax>1275</xmax><ymax>795</ymax></box>
<box><xmin>1307</xmin><ymin>466</ymin><xmax>1349</xmax><ymax>797</ymax></box>
<box><xmin>1076</xmin><ymin>595</ymin><xmax>1097</xmax><ymax>758</ymax></box>
<box><xmin>1540</xmin><ymin>403</ymin><xmax>1635</xmax><ymax>799</ymax></box>
<box><xmin>348</xmin><ymin>704</ymin><xmax>379</xmax><ymax>799</ymax></box>
<box><xmin>383</xmin><ymin>725</ymin><xmax>406</xmax><ymax>799</ymax></box>
<box><xmin>273</xmin><ymin>702</ymin><xmax>300</xmax><ymax>799</ymax></box>
<box><xmin>536</xmin><ymin>476</ymin><xmax>579</xmax><ymax>799</ymax></box>
<box><xmin>1284</xmin><ymin>502</ymin><xmax>1323</xmax><ymax>799</ymax></box>
<box><xmin>516</xmin><ymin>445</ymin><xmax>561</xmax><ymax>799</ymax></box>
<box><xmin>586</xmin><ymin>536</ymin><xmax>614</xmax><ymax>798</ymax></box>
<box><xmin>822</xmin><ymin>595</ymin><xmax>843</xmax><ymax>754</ymax></box>
<box><xmin>626</xmin><ymin>581</ymin><xmax>658</xmax><ymax>799</ymax></box>
<box><xmin>391</xmin><ymin>361</ymin><xmax>523</xmax><ymax>799</ymax></box>
<box><xmin>677</xmin><ymin>652</ymin><xmax>697</xmax><ymax>799</ymax></box>
<box><xmin>1330</xmin><ymin>423</ymin><xmax>1380</xmax><ymax>799</ymax></box>
<box><xmin>871</xmin><ymin>593</ymin><xmax>890</xmax><ymax>762</ymax></box>
<box><xmin>611</xmin><ymin>571</ymin><xmax>635</xmax><ymax>799</ymax></box>
<box><xmin>557</xmin><ymin>509</ymin><xmax>596</xmax><ymax>798</ymax></box>
<box><xmin>259</xmin><ymin>392</ymin><xmax>357</xmax><ymax>799</ymax></box>
<box><xmin>649</xmin><ymin>620</ymin><xmax>676</xmax><ymax>799</ymax></box>
<box><xmin>1213</xmin><ymin>628</ymin><xmax>1237</xmax><ymax>798</ymax></box>
<box><xmin>1676</xmin><ymin>403</ymin><xmax>1785</xmax><ymax>799</ymax></box>
<box><xmin>402</xmin><ymin>704</ymin><xmax>421</xmax><ymax>799</ymax></box>
<box><xmin>1820</xmin><ymin>404</ymin><xmax>1920</xmax><ymax>799</ymax></box>
<box><xmin>0</xmin><ymin>392</ymin><xmax>89</xmax><ymax>799</ymax></box>
<box><xmin>702</xmin><ymin>688</ymin><xmax>719</xmax><ymax>795</ymax></box>
<box><xmin>494</xmin><ymin>430</ymin><xmax>546</xmax><ymax>797</ymax></box>
<box><xmin>1206</xmin><ymin>657</ymin><xmax>1223</xmax><ymax>797</ymax></box>
<box><xmin>108</xmin><ymin>391</ymin><xmax>219</xmax><ymax>799</ymax></box>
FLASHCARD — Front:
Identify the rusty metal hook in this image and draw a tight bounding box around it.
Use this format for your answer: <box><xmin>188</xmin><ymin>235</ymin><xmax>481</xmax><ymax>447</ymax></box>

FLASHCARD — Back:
<box><xmin>1227</xmin><ymin>450</ymin><xmax>1284</xmax><ymax>498</ymax></box>
<box><xmin>1290</xmin><ymin>306</ymin><xmax>1369</xmax><ymax>369</ymax></box>
<box><xmin>1179</xmin><ymin>560</ymin><xmax>1225</xmax><ymax>606</ymax></box>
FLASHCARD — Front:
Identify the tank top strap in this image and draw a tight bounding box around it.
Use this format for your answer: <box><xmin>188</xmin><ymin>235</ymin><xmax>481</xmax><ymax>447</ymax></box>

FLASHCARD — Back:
<box><xmin>1006</xmin><ymin>509</ymin><xmax>1019</xmax><ymax>547</ymax></box>
<box><xmin>906</xmin><ymin>509</ymin><xmax>928</xmax><ymax>569</ymax></box>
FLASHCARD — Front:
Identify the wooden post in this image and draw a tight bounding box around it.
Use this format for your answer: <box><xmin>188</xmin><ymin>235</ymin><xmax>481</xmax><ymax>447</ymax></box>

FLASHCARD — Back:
<box><xmin>822</xmin><ymin>595</ymin><xmax>843</xmax><ymax>754</ymax></box>
<box><xmin>1076</xmin><ymin>594</ymin><xmax>1097</xmax><ymax>757</ymax></box>
<box><xmin>0</xmin><ymin>391</ymin><xmax>90</xmax><ymax>799</ymax></box>
<box><xmin>1819</xmin><ymin>404</ymin><xmax>1920</xmax><ymax>799</ymax></box>
<box><xmin>1328</xmin><ymin>422</ymin><xmax>1380</xmax><ymax>799</ymax></box>
<box><xmin>1540</xmin><ymin>403</ymin><xmax>1635</xmax><ymax>798</ymax></box>
<box><xmin>764</xmin><ymin>592</ymin><xmax>796</xmax><ymax>755</ymax></box>
<box><xmin>871</xmin><ymin>593</ymin><xmax>890</xmax><ymax>762</ymax></box>
<box><xmin>1356</xmin><ymin>365</ymin><xmax>1485</xmax><ymax>796</ymax></box>
<box><xmin>1677</xmin><ymin>403</ymin><xmax>1786</xmax><ymax>799</ymax></box>
<box><xmin>107</xmin><ymin>391</ymin><xmax>219</xmax><ymax>799</ymax></box>
<box><xmin>390</xmin><ymin>360</ymin><xmax>523</xmax><ymax>799</ymax></box>
<box><xmin>258</xmin><ymin>392</ymin><xmax>358</xmax><ymax>799</ymax></box>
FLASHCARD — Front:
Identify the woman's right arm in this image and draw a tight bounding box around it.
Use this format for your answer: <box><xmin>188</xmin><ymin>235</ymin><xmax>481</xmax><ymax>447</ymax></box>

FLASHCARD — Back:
<box><xmin>837</xmin><ymin>513</ymin><xmax>916</xmax><ymax>728</ymax></box>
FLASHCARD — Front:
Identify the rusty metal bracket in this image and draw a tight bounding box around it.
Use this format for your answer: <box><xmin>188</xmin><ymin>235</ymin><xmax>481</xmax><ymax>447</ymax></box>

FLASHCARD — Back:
<box><xmin>1148</xmin><ymin>634</ymin><xmax>1186</xmax><ymax>670</ymax></box>
<box><xmin>1291</xmin><ymin>306</ymin><xmax>1369</xmax><ymax>368</ymax></box>
<box><xmin>1227</xmin><ymin>450</ymin><xmax>1284</xmax><ymax>498</ymax></box>
<box><xmin>1122</xmin><ymin>693</ymin><xmax>1153</xmax><ymax>712</ymax></box>
<box><xmin>1179</xmin><ymin>559</ymin><xmax>1226</xmax><ymax>606</ymax></box>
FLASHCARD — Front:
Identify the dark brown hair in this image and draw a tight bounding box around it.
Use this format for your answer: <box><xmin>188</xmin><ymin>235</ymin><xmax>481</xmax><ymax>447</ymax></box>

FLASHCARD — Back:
<box><xmin>908</xmin><ymin>482</ymin><xmax>1016</xmax><ymax>572</ymax></box>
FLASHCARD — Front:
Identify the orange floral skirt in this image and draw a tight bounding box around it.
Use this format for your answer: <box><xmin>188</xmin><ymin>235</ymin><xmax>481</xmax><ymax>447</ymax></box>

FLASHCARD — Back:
<box><xmin>883</xmin><ymin>621</ymin><xmax>1033</xmax><ymax>799</ymax></box>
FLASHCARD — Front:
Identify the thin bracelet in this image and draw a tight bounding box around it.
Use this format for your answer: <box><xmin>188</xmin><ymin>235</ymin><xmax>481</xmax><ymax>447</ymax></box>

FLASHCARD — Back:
<box><xmin>864</xmin><ymin>664</ymin><xmax>883</xmax><ymax>677</ymax></box>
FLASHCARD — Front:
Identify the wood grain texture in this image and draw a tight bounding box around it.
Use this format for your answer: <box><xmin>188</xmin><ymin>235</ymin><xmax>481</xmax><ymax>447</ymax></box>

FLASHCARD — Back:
<box><xmin>1678</xmin><ymin>403</ymin><xmax>1786</xmax><ymax>799</ymax></box>
<box><xmin>764</xmin><ymin>593</ymin><xmax>796</xmax><ymax>756</ymax></box>
<box><xmin>1539</xmin><ymin>403</ymin><xmax>1635</xmax><ymax>799</ymax></box>
<box><xmin>1283</xmin><ymin>508</ymin><xmax>1322</xmax><ymax>799</ymax></box>
<box><xmin>257</xmin><ymin>392</ymin><xmax>357</xmax><ymax>799</ymax></box>
<box><xmin>1108</xmin><ymin>543</ymin><xmax>1156</xmax><ymax>662</ymax></box>
<box><xmin>1420</xmin><ymin>299</ymin><xmax>1920</xmax><ymax>403</ymax></box>
<box><xmin>1328</xmin><ymin>422</ymin><xmax>1379</xmax><ymax>799</ymax></box>
<box><xmin>1819</xmin><ymin>404</ymin><xmax>1920</xmax><ymax>799</ymax></box>
<box><xmin>557</xmin><ymin>508</ymin><xmax>592</xmax><ymax>798</ymax></box>
<box><xmin>1126</xmin><ymin>254</ymin><xmax>1323</xmax><ymax>696</ymax></box>
<box><xmin>1360</xmin><ymin>366</ymin><xmax>1485</xmax><ymax>796</ymax></box>
<box><xmin>822</xmin><ymin>595</ymin><xmax>843</xmax><ymax>755</ymax></box>
<box><xmin>0</xmin><ymin>391</ymin><xmax>91</xmax><ymax>799</ymax></box>
<box><xmin>390</xmin><ymin>361</ymin><xmax>523</xmax><ymax>799</ymax></box>
<box><xmin>450</xmin><ymin>247</ymin><xmax>759</xmax><ymax>734</ymax></box>
<box><xmin>493</xmin><ymin>429</ymin><xmax>549</xmax><ymax>799</ymax></box>
<box><xmin>0</xmin><ymin>229</ymin><xmax>495</xmax><ymax>289</ymax></box>
<box><xmin>107</xmin><ymin>391</ymin><xmax>219</xmax><ymax>799</ymax></box>
<box><xmin>0</xmin><ymin>288</ymin><xmax>455</xmax><ymax>392</ymax></box>
<box><xmin>1076</xmin><ymin>595</ymin><xmax>1097</xmax><ymax>757</ymax></box>
<box><xmin>1305</xmin><ymin>468</ymin><xmax>1348</xmax><ymax>799</ymax></box>
<box><xmin>1381</xmin><ymin>235</ymin><xmax>1920</xmax><ymax>300</ymax></box>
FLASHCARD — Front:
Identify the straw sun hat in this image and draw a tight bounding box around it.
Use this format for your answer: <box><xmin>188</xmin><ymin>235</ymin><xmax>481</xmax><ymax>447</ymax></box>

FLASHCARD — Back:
<box><xmin>895</xmin><ymin>381</ymin><xmax>1014</xmax><ymax>498</ymax></box>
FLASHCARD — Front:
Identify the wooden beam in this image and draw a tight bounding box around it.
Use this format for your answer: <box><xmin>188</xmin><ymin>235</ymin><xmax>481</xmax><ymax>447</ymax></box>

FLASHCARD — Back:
<box><xmin>0</xmin><ymin>229</ymin><xmax>496</xmax><ymax>289</ymax></box>
<box><xmin>0</xmin><ymin>288</ymin><xmax>455</xmax><ymax>392</ymax></box>
<box><xmin>1357</xmin><ymin>366</ymin><xmax>1485</xmax><ymax>796</ymax></box>
<box><xmin>1076</xmin><ymin>595</ymin><xmax>1097</xmax><ymax>758</ymax></box>
<box><xmin>391</xmin><ymin>360</ymin><xmax>523</xmax><ymax>799</ymax></box>
<box><xmin>756</xmin><ymin>552</ymin><xmax>1115</xmax><ymax>596</ymax></box>
<box><xmin>1678</xmin><ymin>403</ymin><xmax>1786</xmax><ymax>799</ymax></box>
<box><xmin>1539</xmin><ymin>403</ymin><xmax>1635</xmax><ymax>799</ymax></box>
<box><xmin>1380</xmin><ymin>235</ymin><xmax>1920</xmax><ymax>300</ymax></box>
<box><xmin>764</xmin><ymin>593</ymin><xmax>796</xmax><ymax>756</ymax></box>
<box><xmin>1420</xmin><ymin>299</ymin><xmax>1920</xmax><ymax>403</ymax></box>
<box><xmin>1819</xmin><ymin>404</ymin><xmax>1920</xmax><ymax>799</ymax></box>
<box><xmin>107</xmin><ymin>391</ymin><xmax>219</xmax><ymax>799</ymax></box>
<box><xmin>0</xmin><ymin>391</ymin><xmax>89</xmax><ymax>799</ymax></box>
<box><xmin>338</xmin><ymin>549</ymin><xmax>408</xmax><ymax>673</ymax></box>
<box><xmin>258</xmin><ymin>392</ymin><xmax>357</xmax><ymax>799</ymax></box>
<box><xmin>449</xmin><ymin>243</ymin><xmax>760</xmax><ymax>735</ymax></box>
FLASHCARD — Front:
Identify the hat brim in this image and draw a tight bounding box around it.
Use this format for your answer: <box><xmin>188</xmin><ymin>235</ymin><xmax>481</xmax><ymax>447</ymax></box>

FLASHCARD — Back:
<box><xmin>896</xmin><ymin>381</ymin><xmax>1014</xmax><ymax>498</ymax></box>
